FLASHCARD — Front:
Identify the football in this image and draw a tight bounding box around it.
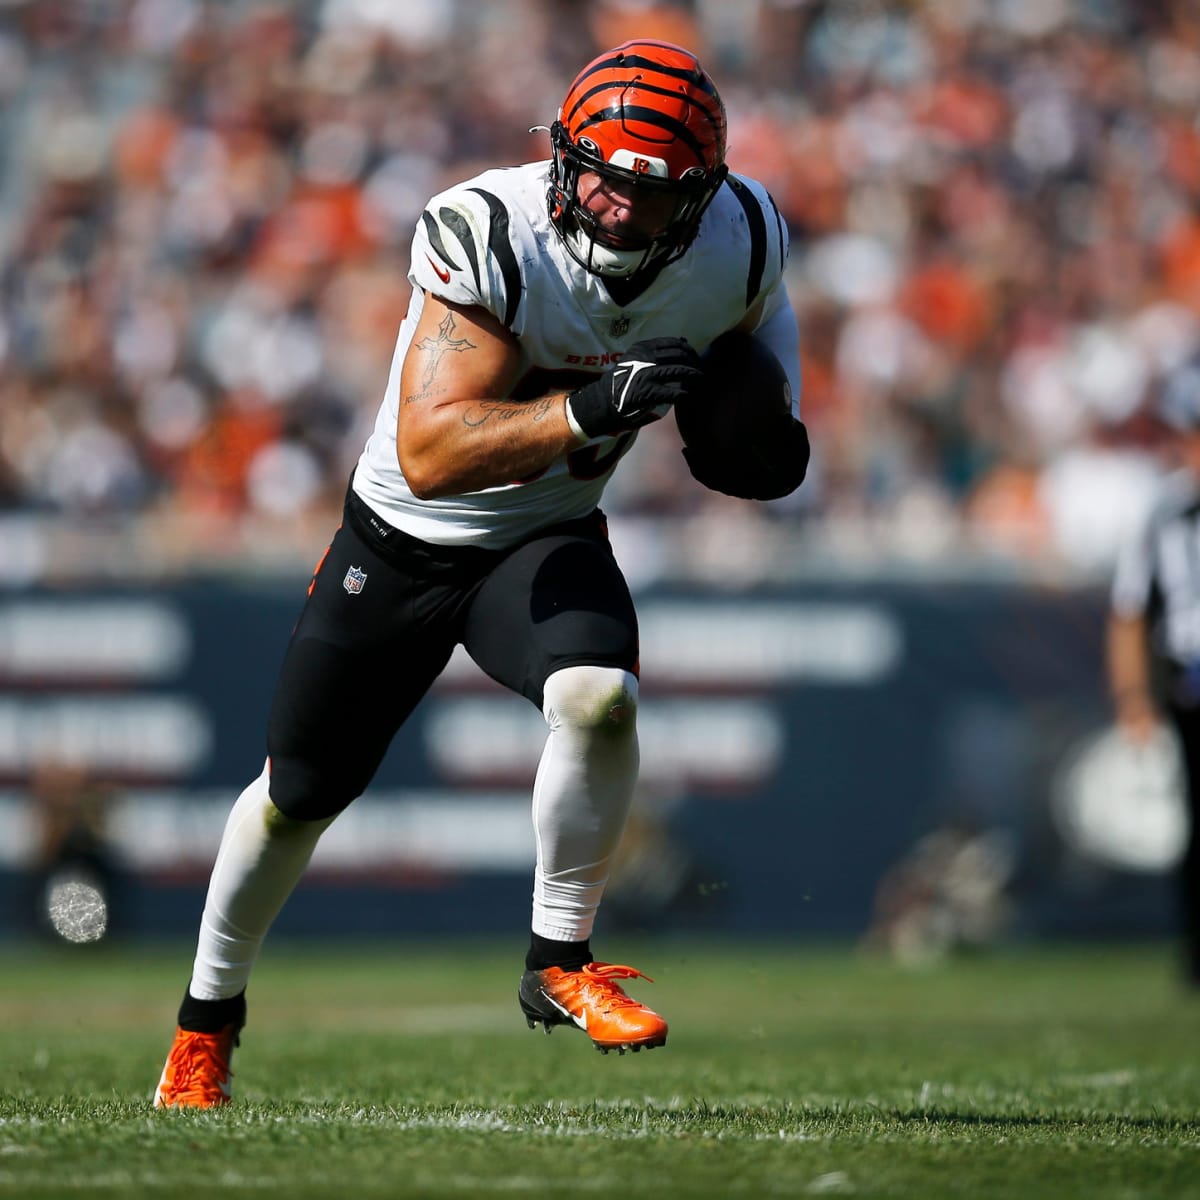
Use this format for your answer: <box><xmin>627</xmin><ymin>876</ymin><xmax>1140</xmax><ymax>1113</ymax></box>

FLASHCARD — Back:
<box><xmin>674</xmin><ymin>330</ymin><xmax>809</xmax><ymax>501</ymax></box>
<box><xmin>675</xmin><ymin>330</ymin><xmax>793</xmax><ymax>450</ymax></box>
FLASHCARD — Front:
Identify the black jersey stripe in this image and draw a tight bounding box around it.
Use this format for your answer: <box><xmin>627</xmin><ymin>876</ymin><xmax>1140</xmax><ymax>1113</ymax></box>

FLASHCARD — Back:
<box><xmin>727</xmin><ymin>177</ymin><xmax>768</xmax><ymax>308</ymax></box>
<box><xmin>467</xmin><ymin>188</ymin><xmax>522</xmax><ymax>328</ymax></box>
<box><xmin>438</xmin><ymin>205</ymin><xmax>481</xmax><ymax>293</ymax></box>
<box><xmin>766</xmin><ymin>189</ymin><xmax>786</xmax><ymax>266</ymax></box>
<box><xmin>576</xmin><ymin>104</ymin><xmax>709</xmax><ymax>161</ymax></box>
<box><xmin>421</xmin><ymin>210</ymin><xmax>463</xmax><ymax>274</ymax></box>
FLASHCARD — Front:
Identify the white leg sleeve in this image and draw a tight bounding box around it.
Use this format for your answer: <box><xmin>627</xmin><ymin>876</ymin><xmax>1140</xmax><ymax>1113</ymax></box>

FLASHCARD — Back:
<box><xmin>188</xmin><ymin>761</ymin><xmax>334</xmax><ymax>1000</ymax></box>
<box><xmin>531</xmin><ymin>665</ymin><xmax>640</xmax><ymax>942</ymax></box>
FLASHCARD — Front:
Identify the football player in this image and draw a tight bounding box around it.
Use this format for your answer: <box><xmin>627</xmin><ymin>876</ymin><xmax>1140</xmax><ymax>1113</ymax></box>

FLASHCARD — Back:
<box><xmin>155</xmin><ymin>38</ymin><xmax>809</xmax><ymax>1107</ymax></box>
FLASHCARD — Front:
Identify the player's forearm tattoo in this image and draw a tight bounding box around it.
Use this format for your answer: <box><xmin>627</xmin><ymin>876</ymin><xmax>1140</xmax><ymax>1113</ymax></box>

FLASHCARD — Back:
<box><xmin>406</xmin><ymin>312</ymin><xmax>476</xmax><ymax>403</ymax></box>
<box><xmin>464</xmin><ymin>396</ymin><xmax>557</xmax><ymax>428</ymax></box>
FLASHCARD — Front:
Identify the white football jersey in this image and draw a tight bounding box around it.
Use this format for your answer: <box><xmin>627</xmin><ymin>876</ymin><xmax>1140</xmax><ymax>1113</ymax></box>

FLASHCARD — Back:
<box><xmin>353</xmin><ymin>160</ymin><xmax>791</xmax><ymax>548</ymax></box>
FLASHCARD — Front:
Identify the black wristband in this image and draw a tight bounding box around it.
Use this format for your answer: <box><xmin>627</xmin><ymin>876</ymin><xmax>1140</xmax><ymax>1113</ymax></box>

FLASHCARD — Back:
<box><xmin>565</xmin><ymin>380</ymin><xmax>612</xmax><ymax>441</ymax></box>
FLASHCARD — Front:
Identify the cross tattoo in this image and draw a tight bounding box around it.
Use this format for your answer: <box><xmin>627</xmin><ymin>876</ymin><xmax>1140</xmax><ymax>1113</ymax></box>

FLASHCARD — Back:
<box><xmin>412</xmin><ymin>311</ymin><xmax>475</xmax><ymax>397</ymax></box>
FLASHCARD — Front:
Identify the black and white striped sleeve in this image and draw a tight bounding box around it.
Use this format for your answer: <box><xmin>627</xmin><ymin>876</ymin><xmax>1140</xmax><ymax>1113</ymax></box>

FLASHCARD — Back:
<box><xmin>725</xmin><ymin>174</ymin><xmax>800</xmax><ymax>412</ymax></box>
<box><xmin>408</xmin><ymin>186</ymin><xmax>524</xmax><ymax>329</ymax></box>
<box><xmin>725</xmin><ymin>174</ymin><xmax>789</xmax><ymax>312</ymax></box>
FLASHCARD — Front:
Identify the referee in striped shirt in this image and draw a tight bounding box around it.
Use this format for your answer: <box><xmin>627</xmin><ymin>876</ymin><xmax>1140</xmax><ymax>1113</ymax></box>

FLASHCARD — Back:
<box><xmin>1109</xmin><ymin>357</ymin><xmax>1200</xmax><ymax>989</ymax></box>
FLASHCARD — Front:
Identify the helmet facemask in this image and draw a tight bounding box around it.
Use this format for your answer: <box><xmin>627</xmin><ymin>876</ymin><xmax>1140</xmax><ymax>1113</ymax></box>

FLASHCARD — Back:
<box><xmin>549</xmin><ymin>121</ymin><xmax>726</xmax><ymax>278</ymax></box>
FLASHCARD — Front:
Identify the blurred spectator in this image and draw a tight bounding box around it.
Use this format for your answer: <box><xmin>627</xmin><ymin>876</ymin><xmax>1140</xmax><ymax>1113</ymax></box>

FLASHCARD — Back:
<box><xmin>25</xmin><ymin>760</ymin><xmax>123</xmax><ymax>943</ymax></box>
<box><xmin>3</xmin><ymin>0</ymin><xmax>1200</xmax><ymax>580</ymax></box>
<box><xmin>862</xmin><ymin>820</ymin><xmax>1016</xmax><ymax>967</ymax></box>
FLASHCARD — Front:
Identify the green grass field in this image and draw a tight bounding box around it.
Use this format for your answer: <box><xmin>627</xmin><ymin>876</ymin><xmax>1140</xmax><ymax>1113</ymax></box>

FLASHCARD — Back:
<box><xmin>2</xmin><ymin>939</ymin><xmax>1199</xmax><ymax>1199</ymax></box>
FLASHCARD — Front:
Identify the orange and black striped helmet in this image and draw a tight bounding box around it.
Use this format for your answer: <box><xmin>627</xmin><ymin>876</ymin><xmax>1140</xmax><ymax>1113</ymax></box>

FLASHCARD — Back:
<box><xmin>547</xmin><ymin>40</ymin><xmax>729</xmax><ymax>277</ymax></box>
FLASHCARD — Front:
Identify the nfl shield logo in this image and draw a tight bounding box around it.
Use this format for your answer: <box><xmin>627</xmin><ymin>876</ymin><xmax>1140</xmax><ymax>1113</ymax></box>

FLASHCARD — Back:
<box><xmin>610</xmin><ymin>316</ymin><xmax>630</xmax><ymax>337</ymax></box>
<box><xmin>343</xmin><ymin>565</ymin><xmax>367</xmax><ymax>594</ymax></box>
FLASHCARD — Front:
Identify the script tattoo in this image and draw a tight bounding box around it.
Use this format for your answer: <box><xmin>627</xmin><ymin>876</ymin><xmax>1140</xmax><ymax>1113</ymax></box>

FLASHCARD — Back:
<box><xmin>464</xmin><ymin>395</ymin><xmax>557</xmax><ymax>428</ymax></box>
<box><xmin>406</xmin><ymin>311</ymin><xmax>476</xmax><ymax>402</ymax></box>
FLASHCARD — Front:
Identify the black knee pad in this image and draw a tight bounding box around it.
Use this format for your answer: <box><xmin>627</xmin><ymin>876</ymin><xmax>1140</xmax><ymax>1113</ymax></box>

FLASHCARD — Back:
<box><xmin>267</xmin><ymin>757</ymin><xmax>359</xmax><ymax>822</ymax></box>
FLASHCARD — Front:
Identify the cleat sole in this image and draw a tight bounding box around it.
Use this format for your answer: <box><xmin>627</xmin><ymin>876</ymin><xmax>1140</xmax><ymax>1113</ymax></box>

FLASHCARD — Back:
<box><xmin>590</xmin><ymin>1036</ymin><xmax>666</xmax><ymax>1054</ymax></box>
<box><xmin>519</xmin><ymin>997</ymin><xmax>565</xmax><ymax>1037</ymax></box>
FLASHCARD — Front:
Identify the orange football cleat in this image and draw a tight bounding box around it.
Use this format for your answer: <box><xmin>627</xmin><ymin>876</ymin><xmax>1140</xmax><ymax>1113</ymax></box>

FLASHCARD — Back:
<box><xmin>518</xmin><ymin>961</ymin><xmax>668</xmax><ymax>1054</ymax></box>
<box><xmin>153</xmin><ymin>1024</ymin><xmax>240</xmax><ymax>1108</ymax></box>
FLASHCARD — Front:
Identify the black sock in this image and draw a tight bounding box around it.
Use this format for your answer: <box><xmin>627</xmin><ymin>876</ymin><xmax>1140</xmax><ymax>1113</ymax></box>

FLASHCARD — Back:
<box><xmin>526</xmin><ymin>933</ymin><xmax>591</xmax><ymax>972</ymax></box>
<box><xmin>177</xmin><ymin>988</ymin><xmax>247</xmax><ymax>1034</ymax></box>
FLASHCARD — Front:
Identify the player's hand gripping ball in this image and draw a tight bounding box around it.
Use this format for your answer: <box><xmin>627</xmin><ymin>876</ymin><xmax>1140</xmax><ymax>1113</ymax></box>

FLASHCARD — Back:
<box><xmin>675</xmin><ymin>330</ymin><xmax>810</xmax><ymax>501</ymax></box>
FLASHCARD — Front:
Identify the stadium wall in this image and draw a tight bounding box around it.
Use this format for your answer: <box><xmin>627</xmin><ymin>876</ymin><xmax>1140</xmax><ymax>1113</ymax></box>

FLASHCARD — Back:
<box><xmin>0</xmin><ymin>578</ymin><xmax>1178</xmax><ymax>946</ymax></box>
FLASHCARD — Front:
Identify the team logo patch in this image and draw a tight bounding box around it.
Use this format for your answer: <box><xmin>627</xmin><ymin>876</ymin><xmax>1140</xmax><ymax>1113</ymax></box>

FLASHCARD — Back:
<box><xmin>610</xmin><ymin>316</ymin><xmax>630</xmax><ymax>337</ymax></box>
<box><xmin>343</xmin><ymin>565</ymin><xmax>368</xmax><ymax>594</ymax></box>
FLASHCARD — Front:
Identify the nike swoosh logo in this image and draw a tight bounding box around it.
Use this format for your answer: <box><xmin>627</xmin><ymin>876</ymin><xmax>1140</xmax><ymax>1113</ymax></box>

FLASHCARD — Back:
<box><xmin>541</xmin><ymin>990</ymin><xmax>587</xmax><ymax>1031</ymax></box>
<box><xmin>613</xmin><ymin>360</ymin><xmax>653</xmax><ymax>412</ymax></box>
<box><xmin>426</xmin><ymin>254</ymin><xmax>451</xmax><ymax>284</ymax></box>
<box><xmin>612</xmin><ymin>366</ymin><xmax>633</xmax><ymax>407</ymax></box>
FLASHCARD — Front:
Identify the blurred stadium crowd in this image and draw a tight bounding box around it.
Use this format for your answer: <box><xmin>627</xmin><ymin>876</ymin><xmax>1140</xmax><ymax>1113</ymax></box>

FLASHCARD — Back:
<box><xmin>2</xmin><ymin>0</ymin><xmax>1199</xmax><ymax>581</ymax></box>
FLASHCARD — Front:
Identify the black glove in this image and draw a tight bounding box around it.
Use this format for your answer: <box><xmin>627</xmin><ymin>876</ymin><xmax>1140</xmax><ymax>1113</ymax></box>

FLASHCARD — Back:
<box><xmin>682</xmin><ymin>416</ymin><xmax>810</xmax><ymax>501</ymax></box>
<box><xmin>566</xmin><ymin>337</ymin><xmax>704</xmax><ymax>440</ymax></box>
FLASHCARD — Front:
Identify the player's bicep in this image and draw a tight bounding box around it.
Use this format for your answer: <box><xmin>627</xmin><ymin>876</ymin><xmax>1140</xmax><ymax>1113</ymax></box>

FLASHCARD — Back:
<box><xmin>396</xmin><ymin>294</ymin><xmax>522</xmax><ymax>470</ymax></box>
<box><xmin>400</xmin><ymin>294</ymin><xmax>521</xmax><ymax>410</ymax></box>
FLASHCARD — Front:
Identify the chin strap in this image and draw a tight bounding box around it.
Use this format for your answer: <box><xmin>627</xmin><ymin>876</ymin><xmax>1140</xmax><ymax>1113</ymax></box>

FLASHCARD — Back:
<box><xmin>566</xmin><ymin>226</ymin><xmax>654</xmax><ymax>278</ymax></box>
